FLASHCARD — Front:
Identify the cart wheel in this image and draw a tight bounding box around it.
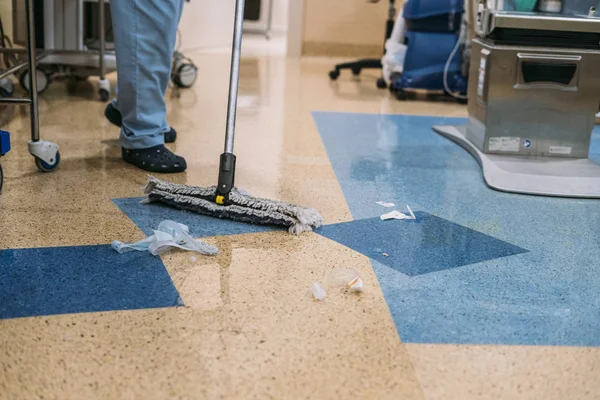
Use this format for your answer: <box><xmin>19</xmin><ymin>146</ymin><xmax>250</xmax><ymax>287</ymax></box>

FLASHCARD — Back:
<box><xmin>0</xmin><ymin>163</ymin><xmax>3</xmax><ymax>193</ymax></box>
<box><xmin>99</xmin><ymin>89</ymin><xmax>110</xmax><ymax>102</ymax></box>
<box><xmin>329</xmin><ymin>70</ymin><xmax>340</xmax><ymax>81</ymax></box>
<box><xmin>35</xmin><ymin>151</ymin><xmax>60</xmax><ymax>173</ymax></box>
<box><xmin>98</xmin><ymin>79</ymin><xmax>111</xmax><ymax>102</ymax></box>
<box><xmin>376</xmin><ymin>78</ymin><xmax>387</xmax><ymax>89</ymax></box>
<box><xmin>352</xmin><ymin>67</ymin><xmax>361</xmax><ymax>76</ymax></box>
<box><xmin>20</xmin><ymin>68</ymin><xmax>50</xmax><ymax>94</ymax></box>
<box><xmin>173</xmin><ymin>63</ymin><xmax>198</xmax><ymax>88</ymax></box>
<box><xmin>0</xmin><ymin>78</ymin><xmax>14</xmax><ymax>97</ymax></box>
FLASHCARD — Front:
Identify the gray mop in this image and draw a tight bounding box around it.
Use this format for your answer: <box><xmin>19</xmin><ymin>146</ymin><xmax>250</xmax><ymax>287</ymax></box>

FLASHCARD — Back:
<box><xmin>143</xmin><ymin>0</ymin><xmax>323</xmax><ymax>234</ymax></box>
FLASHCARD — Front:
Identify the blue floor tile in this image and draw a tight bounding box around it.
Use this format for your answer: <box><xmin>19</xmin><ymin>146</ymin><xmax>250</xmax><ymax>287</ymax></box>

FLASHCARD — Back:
<box><xmin>317</xmin><ymin>212</ymin><xmax>527</xmax><ymax>277</ymax></box>
<box><xmin>314</xmin><ymin>111</ymin><xmax>600</xmax><ymax>347</ymax></box>
<box><xmin>0</xmin><ymin>245</ymin><xmax>182</xmax><ymax>320</ymax></box>
<box><xmin>113</xmin><ymin>197</ymin><xmax>277</xmax><ymax>237</ymax></box>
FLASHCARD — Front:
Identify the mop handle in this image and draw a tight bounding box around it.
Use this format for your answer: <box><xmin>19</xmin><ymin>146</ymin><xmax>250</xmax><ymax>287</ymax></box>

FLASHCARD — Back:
<box><xmin>216</xmin><ymin>0</ymin><xmax>246</xmax><ymax>204</ymax></box>
<box><xmin>224</xmin><ymin>0</ymin><xmax>246</xmax><ymax>154</ymax></box>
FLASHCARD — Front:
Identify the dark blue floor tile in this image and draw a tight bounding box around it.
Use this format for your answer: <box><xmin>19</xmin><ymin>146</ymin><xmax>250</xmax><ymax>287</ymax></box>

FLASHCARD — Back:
<box><xmin>316</xmin><ymin>212</ymin><xmax>528</xmax><ymax>276</ymax></box>
<box><xmin>0</xmin><ymin>245</ymin><xmax>182</xmax><ymax>320</ymax></box>
<box><xmin>113</xmin><ymin>197</ymin><xmax>277</xmax><ymax>237</ymax></box>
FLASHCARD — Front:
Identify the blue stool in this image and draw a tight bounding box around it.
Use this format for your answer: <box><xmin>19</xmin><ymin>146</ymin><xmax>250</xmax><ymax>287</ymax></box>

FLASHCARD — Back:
<box><xmin>0</xmin><ymin>130</ymin><xmax>11</xmax><ymax>193</ymax></box>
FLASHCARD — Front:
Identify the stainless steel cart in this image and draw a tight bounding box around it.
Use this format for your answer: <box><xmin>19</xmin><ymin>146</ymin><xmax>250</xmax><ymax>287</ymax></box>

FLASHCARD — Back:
<box><xmin>0</xmin><ymin>0</ymin><xmax>108</xmax><ymax>172</ymax></box>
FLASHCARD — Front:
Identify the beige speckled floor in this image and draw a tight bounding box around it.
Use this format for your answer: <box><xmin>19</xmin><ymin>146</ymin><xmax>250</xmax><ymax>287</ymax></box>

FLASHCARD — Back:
<box><xmin>0</xmin><ymin>53</ymin><xmax>598</xmax><ymax>400</ymax></box>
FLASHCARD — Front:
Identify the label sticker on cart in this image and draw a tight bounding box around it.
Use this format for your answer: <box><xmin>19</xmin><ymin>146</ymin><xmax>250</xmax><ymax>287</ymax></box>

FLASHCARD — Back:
<box><xmin>477</xmin><ymin>55</ymin><xmax>487</xmax><ymax>99</ymax></box>
<box><xmin>489</xmin><ymin>137</ymin><xmax>520</xmax><ymax>152</ymax></box>
<box><xmin>549</xmin><ymin>146</ymin><xmax>572</xmax><ymax>155</ymax></box>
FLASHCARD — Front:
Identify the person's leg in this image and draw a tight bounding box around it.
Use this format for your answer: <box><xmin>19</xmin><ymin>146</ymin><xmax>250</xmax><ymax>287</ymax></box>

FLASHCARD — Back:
<box><xmin>105</xmin><ymin>87</ymin><xmax>177</xmax><ymax>143</ymax></box>
<box><xmin>110</xmin><ymin>0</ymin><xmax>185</xmax><ymax>172</ymax></box>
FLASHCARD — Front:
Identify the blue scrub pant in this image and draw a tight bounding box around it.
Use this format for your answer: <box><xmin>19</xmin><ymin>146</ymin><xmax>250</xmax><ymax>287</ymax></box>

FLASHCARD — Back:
<box><xmin>110</xmin><ymin>0</ymin><xmax>184</xmax><ymax>149</ymax></box>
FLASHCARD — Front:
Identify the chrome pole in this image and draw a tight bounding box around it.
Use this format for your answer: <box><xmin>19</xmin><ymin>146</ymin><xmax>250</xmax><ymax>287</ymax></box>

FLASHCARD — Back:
<box><xmin>25</xmin><ymin>0</ymin><xmax>40</xmax><ymax>142</ymax></box>
<box><xmin>224</xmin><ymin>0</ymin><xmax>246</xmax><ymax>154</ymax></box>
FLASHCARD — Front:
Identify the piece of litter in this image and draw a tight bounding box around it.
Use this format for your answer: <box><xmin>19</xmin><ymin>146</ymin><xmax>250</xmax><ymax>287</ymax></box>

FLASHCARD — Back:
<box><xmin>383</xmin><ymin>253</ymin><xmax>389</xmax><ymax>257</ymax></box>
<box><xmin>190</xmin><ymin>256</ymin><xmax>197</xmax><ymax>262</ymax></box>
<box><xmin>376</xmin><ymin>201</ymin><xmax>396</xmax><ymax>208</ymax></box>
<box><xmin>311</xmin><ymin>282</ymin><xmax>326</xmax><ymax>300</ymax></box>
<box><xmin>112</xmin><ymin>220</ymin><xmax>218</xmax><ymax>256</ymax></box>
<box><xmin>406</xmin><ymin>205</ymin><xmax>416</xmax><ymax>220</ymax></box>
<box><xmin>380</xmin><ymin>205</ymin><xmax>416</xmax><ymax>221</ymax></box>
<box><xmin>326</xmin><ymin>268</ymin><xmax>364</xmax><ymax>293</ymax></box>
<box><xmin>311</xmin><ymin>268</ymin><xmax>364</xmax><ymax>300</ymax></box>
<box><xmin>381</xmin><ymin>210</ymin><xmax>410</xmax><ymax>220</ymax></box>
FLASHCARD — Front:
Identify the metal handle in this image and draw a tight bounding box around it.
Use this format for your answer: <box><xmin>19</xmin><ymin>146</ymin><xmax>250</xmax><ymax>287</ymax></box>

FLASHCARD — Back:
<box><xmin>216</xmin><ymin>0</ymin><xmax>246</xmax><ymax>202</ymax></box>
<box><xmin>224</xmin><ymin>0</ymin><xmax>246</xmax><ymax>154</ymax></box>
<box><xmin>516</xmin><ymin>53</ymin><xmax>581</xmax><ymax>90</ymax></box>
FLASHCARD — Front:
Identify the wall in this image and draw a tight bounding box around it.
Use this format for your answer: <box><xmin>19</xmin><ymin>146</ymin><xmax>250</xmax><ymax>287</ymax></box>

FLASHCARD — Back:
<box><xmin>244</xmin><ymin>0</ymin><xmax>290</xmax><ymax>33</ymax></box>
<box><xmin>302</xmin><ymin>0</ymin><xmax>390</xmax><ymax>57</ymax></box>
<box><xmin>178</xmin><ymin>0</ymin><xmax>237</xmax><ymax>51</ymax></box>
<box><xmin>179</xmin><ymin>0</ymin><xmax>290</xmax><ymax>52</ymax></box>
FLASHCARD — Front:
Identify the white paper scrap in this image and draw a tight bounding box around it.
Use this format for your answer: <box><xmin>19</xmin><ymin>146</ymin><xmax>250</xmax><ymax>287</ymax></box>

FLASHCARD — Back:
<box><xmin>380</xmin><ymin>210</ymin><xmax>410</xmax><ymax>220</ymax></box>
<box><xmin>376</xmin><ymin>201</ymin><xmax>396</xmax><ymax>208</ymax></box>
<box><xmin>380</xmin><ymin>205</ymin><xmax>417</xmax><ymax>221</ymax></box>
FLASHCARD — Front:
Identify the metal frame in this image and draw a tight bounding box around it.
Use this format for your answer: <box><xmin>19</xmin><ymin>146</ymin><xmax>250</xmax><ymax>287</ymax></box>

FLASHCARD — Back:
<box><xmin>0</xmin><ymin>0</ymin><xmax>106</xmax><ymax>169</ymax></box>
<box><xmin>0</xmin><ymin>0</ymin><xmax>43</xmax><ymax>142</ymax></box>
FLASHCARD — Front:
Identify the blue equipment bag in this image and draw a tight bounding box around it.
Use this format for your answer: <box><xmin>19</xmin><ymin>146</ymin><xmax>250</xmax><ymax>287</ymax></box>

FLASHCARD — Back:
<box><xmin>390</xmin><ymin>0</ymin><xmax>468</xmax><ymax>98</ymax></box>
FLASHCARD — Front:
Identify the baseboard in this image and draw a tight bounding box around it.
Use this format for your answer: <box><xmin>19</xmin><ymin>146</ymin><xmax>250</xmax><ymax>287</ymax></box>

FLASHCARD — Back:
<box><xmin>302</xmin><ymin>41</ymin><xmax>382</xmax><ymax>58</ymax></box>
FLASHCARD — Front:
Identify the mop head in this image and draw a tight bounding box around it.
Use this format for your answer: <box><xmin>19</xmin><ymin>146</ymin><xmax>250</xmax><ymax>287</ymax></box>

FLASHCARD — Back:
<box><xmin>143</xmin><ymin>176</ymin><xmax>324</xmax><ymax>234</ymax></box>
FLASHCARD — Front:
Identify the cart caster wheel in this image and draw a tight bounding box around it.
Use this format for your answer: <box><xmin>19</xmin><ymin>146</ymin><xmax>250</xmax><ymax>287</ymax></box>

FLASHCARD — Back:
<box><xmin>376</xmin><ymin>78</ymin><xmax>387</xmax><ymax>89</ymax></box>
<box><xmin>0</xmin><ymin>78</ymin><xmax>14</xmax><ymax>97</ymax></box>
<box><xmin>98</xmin><ymin>78</ymin><xmax>111</xmax><ymax>102</ymax></box>
<box><xmin>35</xmin><ymin>151</ymin><xmax>60</xmax><ymax>173</ymax></box>
<box><xmin>329</xmin><ymin>70</ymin><xmax>340</xmax><ymax>80</ymax></box>
<box><xmin>172</xmin><ymin>63</ymin><xmax>198</xmax><ymax>89</ymax></box>
<box><xmin>457</xmin><ymin>97</ymin><xmax>468</xmax><ymax>105</ymax></box>
<box><xmin>0</xmin><ymin>163</ymin><xmax>3</xmax><ymax>193</ymax></box>
<box><xmin>352</xmin><ymin>67</ymin><xmax>361</xmax><ymax>76</ymax></box>
<box><xmin>99</xmin><ymin>89</ymin><xmax>110</xmax><ymax>102</ymax></box>
<box><xmin>20</xmin><ymin>68</ymin><xmax>50</xmax><ymax>94</ymax></box>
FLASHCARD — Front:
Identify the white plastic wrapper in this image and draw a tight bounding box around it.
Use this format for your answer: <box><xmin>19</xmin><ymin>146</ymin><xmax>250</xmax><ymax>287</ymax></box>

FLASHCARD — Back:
<box><xmin>311</xmin><ymin>267</ymin><xmax>364</xmax><ymax>300</ymax></box>
<box><xmin>380</xmin><ymin>205</ymin><xmax>416</xmax><ymax>221</ymax></box>
<box><xmin>112</xmin><ymin>220</ymin><xmax>218</xmax><ymax>256</ymax></box>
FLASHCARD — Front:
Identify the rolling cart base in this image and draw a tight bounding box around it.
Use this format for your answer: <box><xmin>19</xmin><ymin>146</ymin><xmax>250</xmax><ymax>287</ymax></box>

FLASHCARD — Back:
<box><xmin>0</xmin><ymin>0</ymin><xmax>61</xmax><ymax>173</ymax></box>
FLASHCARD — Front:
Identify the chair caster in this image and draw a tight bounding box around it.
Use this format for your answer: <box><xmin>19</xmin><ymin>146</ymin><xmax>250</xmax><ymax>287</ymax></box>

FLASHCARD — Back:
<box><xmin>352</xmin><ymin>67</ymin><xmax>361</xmax><ymax>76</ymax></box>
<box><xmin>329</xmin><ymin>70</ymin><xmax>340</xmax><ymax>80</ymax></box>
<box><xmin>395</xmin><ymin>89</ymin><xmax>408</xmax><ymax>101</ymax></box>
<box><xmin>376</xmin><ymin>78</ymin><xmax>387</xmax><ymax>89</ymax></box>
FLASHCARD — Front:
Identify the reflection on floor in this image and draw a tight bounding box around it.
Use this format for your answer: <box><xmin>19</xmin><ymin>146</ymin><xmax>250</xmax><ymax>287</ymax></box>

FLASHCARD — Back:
<box><xmin>0</xmin><ymin>54</ymin><xmax>598</xmax><ymax>400</ymax></box>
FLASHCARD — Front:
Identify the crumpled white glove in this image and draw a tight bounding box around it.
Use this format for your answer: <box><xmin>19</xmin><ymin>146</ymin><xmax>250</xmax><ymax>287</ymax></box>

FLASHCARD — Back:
<box><xmin>112</xmin><ymin>220</ymin><xmax>218</xmax><ymax>256</ymax></box>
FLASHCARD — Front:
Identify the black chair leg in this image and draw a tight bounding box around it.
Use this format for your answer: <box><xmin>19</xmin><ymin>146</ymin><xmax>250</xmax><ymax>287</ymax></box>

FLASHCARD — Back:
<box><xmin>329</xmin><ymin>58</ymin><xmax>382</xmax><ymax>81</ymax></box>
<box><xmin>328</xmin><ymin>0</ymin><xmax>397</xmax><ymax>89</ymax></box>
